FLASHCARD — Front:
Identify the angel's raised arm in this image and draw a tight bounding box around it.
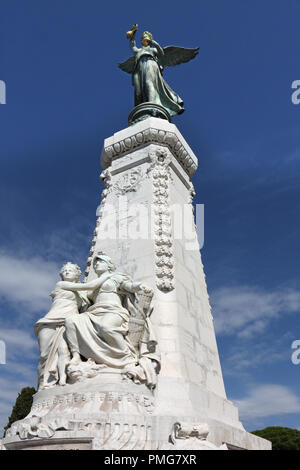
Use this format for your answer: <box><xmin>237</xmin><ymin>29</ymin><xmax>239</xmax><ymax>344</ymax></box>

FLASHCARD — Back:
<box><xmin>129</xmin><ymin>37</ymin><xmax>139</xmax><ymax>54</ymax></box>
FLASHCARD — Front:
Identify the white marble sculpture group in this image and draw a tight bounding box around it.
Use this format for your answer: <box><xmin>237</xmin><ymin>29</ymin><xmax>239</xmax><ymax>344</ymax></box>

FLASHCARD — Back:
<box><xmin>35</xmin><ymin>253</ymin><xmax>161</xmax><ymax>391</ymax></box>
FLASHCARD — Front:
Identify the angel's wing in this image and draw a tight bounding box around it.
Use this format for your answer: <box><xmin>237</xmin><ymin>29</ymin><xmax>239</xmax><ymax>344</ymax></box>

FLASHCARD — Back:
<box><xmin>118</xmin><ymin>56</ymin><xmax>135</xmax><ymax>74</ymax></box>
<box><xmin>161</xmin><ymin>46</ymin><xmax>199</xmax><ymax>69</ymax></box>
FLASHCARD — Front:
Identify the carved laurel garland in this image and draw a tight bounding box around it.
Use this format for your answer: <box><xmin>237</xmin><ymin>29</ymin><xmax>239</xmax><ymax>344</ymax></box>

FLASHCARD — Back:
<box><xmin>102</xmin><ymin>127</ymin><xmax>197</xmax><ymax>177</ymax></box>
<box><xmin>148</xmin><ymin>147</ymin><xmax>174</xmax><ymax>292</ymax></box>
<box><xmin>84</xmin><ymin>169</ymin><xmax>112</xmax><ymax>280</ymax></box>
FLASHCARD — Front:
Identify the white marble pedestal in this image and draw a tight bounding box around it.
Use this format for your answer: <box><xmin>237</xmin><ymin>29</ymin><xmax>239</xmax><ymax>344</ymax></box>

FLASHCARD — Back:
<box><xmin>3</xmin><ymin>118</ymin><xmax>271</xmax><ymax>450</ymax></box>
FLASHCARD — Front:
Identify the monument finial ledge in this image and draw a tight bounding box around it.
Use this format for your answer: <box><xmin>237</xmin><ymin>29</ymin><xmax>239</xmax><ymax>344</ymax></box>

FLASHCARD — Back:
<box><xmin>101</xmin><ymin>118</ymin><xmax>198</xmax><ymax>177</ymax></box>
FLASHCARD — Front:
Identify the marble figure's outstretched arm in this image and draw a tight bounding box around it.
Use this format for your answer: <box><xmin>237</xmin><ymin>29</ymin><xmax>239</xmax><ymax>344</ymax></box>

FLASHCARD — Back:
<box><xmin>57</xmin><ymin>277</ymin><xmax>102</xmax><ymax>292</ymax></box>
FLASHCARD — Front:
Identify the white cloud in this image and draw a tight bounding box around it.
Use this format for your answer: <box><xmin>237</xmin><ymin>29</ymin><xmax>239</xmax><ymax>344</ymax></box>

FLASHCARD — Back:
<box><xmin>0</xmin><ymin>253</ymin><xmax>60</xmax><ymax>313</ymax></box>
<box><xmin>0</xmin><ymin>378</ymin><xmax>30</xmax><ymax>403</ymax></box>
<box><xmin>233</xmin><ymin>384</ymin><xmax>300</xmax><ymax>421</ymax></box>
<box><xmin>223</xmin><ymin>339</ymin><xmax>288</xmax><ymax>375</ymax></box>
<box><xmin>211</xmin><ymin>285</ymin><xmax>300</xmax><ymax>338</ymax></box>
<box><xmin>226</xmin><ymin>331</ymin><xmax>293</xmax><ymax>372</ymax></box>
<box><xmin>0</xmin><ymin>328</ymin><xmax>38</xmax><ymax>362</ymax></box>
<box><xmin>0</xmin><ymin>329</ymin><xmax>36</xmax><ymax>350</ymax></box>
<box><xmin>6</xmin><ymin>363</ymin><xmax>36</xmax><ymax>382</ymax></box>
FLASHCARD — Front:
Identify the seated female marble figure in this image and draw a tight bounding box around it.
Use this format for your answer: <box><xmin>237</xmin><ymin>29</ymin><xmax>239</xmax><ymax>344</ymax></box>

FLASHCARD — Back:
<box><xmin>58</xmin><ymin>253</ymin><xmax>152</xmax><ymax>370</ymax></box>
<box><xmin>35</xmin><ymin>263</ymin><xmax>86</xmax><ymax>390</ymax></box>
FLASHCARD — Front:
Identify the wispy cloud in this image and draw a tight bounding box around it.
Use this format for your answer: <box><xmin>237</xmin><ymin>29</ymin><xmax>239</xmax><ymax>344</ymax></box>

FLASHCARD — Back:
<box><xmin>0</xmin><ymin>253</ymin><xmax>60</xmax><ymax>313</ymax></box>
<box><xmin>212</xmin><ymin>285</ymin><xmax>300</xmax><ymax>338</ymax></box>
<box><xmin>233</xmin><ymin>384</ymin><xmax>300</xmax><ymax>422</ymax></box>
<box><xmin>0</xmin><ymin>377</ymin><xmax>32</xmax><ymax>403</ymax></box>
<box><xmin>0</xmin><ymin>328</ymin><xmax>38</xmax><ymax>362</ymax></box>
<box><xmin>0</xmin><ymin>329</ymin><xmax>36</xmax><ymax>350</ymax></box>
<box><xmin>222</xmin><ymin>333</ymin><xmax>293</xmax><ymax>378</ymax></box>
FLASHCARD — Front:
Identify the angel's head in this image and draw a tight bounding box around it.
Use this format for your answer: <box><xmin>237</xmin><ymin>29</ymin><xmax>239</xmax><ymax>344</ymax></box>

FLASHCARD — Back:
<box><xmin>141</xmin><ymin>31</ymin><xmax>152</xmax><ymax>47</ymax></box>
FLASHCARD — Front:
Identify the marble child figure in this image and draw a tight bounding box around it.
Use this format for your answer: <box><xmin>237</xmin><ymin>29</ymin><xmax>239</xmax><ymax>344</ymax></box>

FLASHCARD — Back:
<box><xmin>34</xmin><ymin>263</ymin><xmax>85</xmax><ymax>390</ymax></box>
<box><xmin>58</xmin><ymin>253</ymin><xmax>153</xmax><ymax>370</ymax></box>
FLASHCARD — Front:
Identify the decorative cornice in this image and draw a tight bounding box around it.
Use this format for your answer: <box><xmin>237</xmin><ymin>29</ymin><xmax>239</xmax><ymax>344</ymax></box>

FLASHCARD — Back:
<box><xmin>101</xmin><ymin>120</ymin><xmax>198</xmax><ymax>178</ymax></box>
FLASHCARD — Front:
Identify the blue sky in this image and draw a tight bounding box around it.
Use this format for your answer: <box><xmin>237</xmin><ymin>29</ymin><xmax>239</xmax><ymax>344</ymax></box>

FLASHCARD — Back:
<box><xmin>1</xmin><ymin>0</ymin><xmax>300</xmax><ymax>434</ymax></box>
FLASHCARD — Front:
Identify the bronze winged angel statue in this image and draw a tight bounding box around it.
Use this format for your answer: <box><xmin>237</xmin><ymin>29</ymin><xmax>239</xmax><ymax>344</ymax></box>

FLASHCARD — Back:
<box><xmin>119</xmin><ymin>24</ymin><xmax>199</xmax><ymax>119</ymax></box>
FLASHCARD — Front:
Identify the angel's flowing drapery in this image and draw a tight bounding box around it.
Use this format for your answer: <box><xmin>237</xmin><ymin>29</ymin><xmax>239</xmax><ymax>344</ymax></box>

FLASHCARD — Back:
<box><xmin>133</xmin><ymin>54</ymin><xmax>184</xmax><ymax>117</ymax></box>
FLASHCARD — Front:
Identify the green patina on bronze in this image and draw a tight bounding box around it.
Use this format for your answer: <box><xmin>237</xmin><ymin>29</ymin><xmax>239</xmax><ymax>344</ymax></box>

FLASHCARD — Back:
<box><xmin>119</xmin><ymin>24</ymin><xmax>199</xmax><ymax>122</ymax></box>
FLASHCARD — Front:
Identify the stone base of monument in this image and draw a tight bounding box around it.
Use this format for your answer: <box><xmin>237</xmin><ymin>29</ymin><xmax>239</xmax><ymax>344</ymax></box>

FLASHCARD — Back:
<box><xmin>2</xmin><ymin>372</ymin><xmax>270</xmax><ymax>450</ymax></box>
<box><xmin>3</xmin><ymin>372</ymin><xmax>155</xmax><ymax>450</ymax></box>
<box><xmin>153</xmin><ymin>381</ymin><xmax>271</xmax><ymax>450</ymax></box>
